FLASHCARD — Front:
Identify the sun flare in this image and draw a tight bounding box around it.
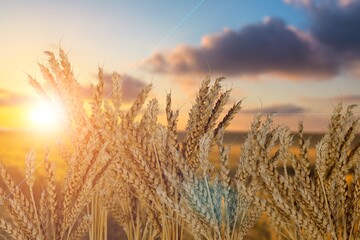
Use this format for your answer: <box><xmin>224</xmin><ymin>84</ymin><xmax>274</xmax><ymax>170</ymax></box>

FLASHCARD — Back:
<box><xmin>29</xmin><ymin>100</ymin><xmax>64</xmax><ymax>130</ymax></box>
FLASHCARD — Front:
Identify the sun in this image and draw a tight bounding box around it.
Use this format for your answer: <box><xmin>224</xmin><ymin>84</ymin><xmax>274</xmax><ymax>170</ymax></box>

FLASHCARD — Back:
<box><xmin>29</xmin><ymin>100</ymin><xmax>64</xmax><ymax>130</ymax></box>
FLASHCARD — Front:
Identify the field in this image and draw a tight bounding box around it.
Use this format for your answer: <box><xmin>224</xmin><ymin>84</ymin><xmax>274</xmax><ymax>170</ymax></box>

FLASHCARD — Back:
<box><xmin>1</xmin><ymin>130</ymin><xmax>352</xmax><ymax>239</ymax></box>
<box><xmin>0</xmin><ymin>131</ymin><xmax>64</xmax><ymax>182</ymax></box>
<box><xmin>0</xmin><ymin>130</ymin><xmax>323</xmax><ymax>182</ymax></box>
<box><xmin>1</xmin><ymin>50</ymin><xmax>359</xmax><ymax>240</ymax></box>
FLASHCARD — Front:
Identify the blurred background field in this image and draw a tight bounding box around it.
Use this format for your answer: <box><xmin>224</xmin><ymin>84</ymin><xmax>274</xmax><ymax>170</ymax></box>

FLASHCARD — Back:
<box><xmin>0</xmin><ymin>130</ymin><xmax>326</xmax><ymax>174</ymax></box>
<box><xmin>1</xmin><ymin>130</ymin><xmax>340</xmax><ymax>239</ymax></box>
<box><xmin>0</xmin><ymin>130</ymin><xmax>64</xmax><ymax>179</ymax></box>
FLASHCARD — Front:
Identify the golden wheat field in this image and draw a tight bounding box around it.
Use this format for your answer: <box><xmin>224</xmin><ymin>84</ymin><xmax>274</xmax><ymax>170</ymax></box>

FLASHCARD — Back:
<box><xmin>0</xmin><ymin>130</ymin><xmax>329</xmax><ymax>240</ymax></box>
<box><xmin>3</xmin><ymin>1</ymin><xmax>360</xmax><ymax>238</ymax></box>
<box><xmin>0</xmin><ymin>49</ymin><xmax>359</xmax><ymax>240</ymax></box>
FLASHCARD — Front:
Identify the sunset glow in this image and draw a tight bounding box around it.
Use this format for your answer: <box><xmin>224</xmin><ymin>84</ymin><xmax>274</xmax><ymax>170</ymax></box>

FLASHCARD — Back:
<box><xmin>29</xmin><ymin>100</ymin><xmax>64</xmax><ymax>130</ymax></box>
<box><xmin>0</xmin><ymin>1</ymin><xmax>360</xmax><ymax>132</ymax></box>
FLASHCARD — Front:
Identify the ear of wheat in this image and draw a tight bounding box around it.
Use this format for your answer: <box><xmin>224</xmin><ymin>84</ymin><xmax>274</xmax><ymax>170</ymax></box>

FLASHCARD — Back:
<box><xmin>1</xmin><ymin>48</ymin><xmax>359</xmax><ymax>240</ymax></box>
<box><xmin>240</xmin><ymin>104</ymin><xmax>360</xmax><ymax>240</ymax></box>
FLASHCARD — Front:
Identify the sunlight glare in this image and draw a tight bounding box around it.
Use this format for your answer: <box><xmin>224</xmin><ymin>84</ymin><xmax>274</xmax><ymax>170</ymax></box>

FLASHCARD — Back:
<box><xmin>29</xmin><ymin>100</ymin><xmax>64</xmax><ymax>130</ymax></box>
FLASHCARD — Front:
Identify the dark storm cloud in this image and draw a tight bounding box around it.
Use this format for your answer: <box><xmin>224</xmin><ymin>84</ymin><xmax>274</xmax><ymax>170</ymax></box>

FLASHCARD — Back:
<box><xmin>80</xmin><ymin>73</ymin><xmax>147</xmax><ymax>102</ymax></box>
<box><xmin>243</xmin><ymin>104</ymin><xmax>306</xmax><ymax>114</ymax></box>
<box><xmin>287</xmin><ymin>0</ymin><xmax>360</xmax><ymax>60</ymax></box>
<box><xmin>147</xmin><ymin>17</ymin><xmax>338</xmax><ymax>78</ymax></box>
<box><xmin>309</xmin><ymin>0</ymin><xmax>360</xmax><ymax>56</ymax></box>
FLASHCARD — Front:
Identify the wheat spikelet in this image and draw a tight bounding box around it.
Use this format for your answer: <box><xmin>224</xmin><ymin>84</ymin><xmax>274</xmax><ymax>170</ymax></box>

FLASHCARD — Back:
<box><xmin>24</xmin><ymin>151</ymin><xmax>43</xmax><ymax>238</ymax></box>
<box><xmin>37</xmin><ymin>62</ymin><xmax>59</xmax><ymax>93</ymax></box>
<box><xmin>166</xmin><ymin>93</ymin><xmax>180</xmax><ymax>149</ymax></box>
<box><xmin>103</xmin><ymin>193</ymin><xmax>128</xmax><ymax>229</ymax></box>
<box><xmin>214</xmin><ymin>100</ymin><xmax>242</xmax><ymax>141</ymax></box>
<box><xmin>114</xmin><ymin>164</ymin><xmax>159</xmax><ymax>210</ymax></box>
<box><xmin>122</xmin><ymin>84</ymin><xmax>152</xmax><ymax>129</ymax></box>
<box><xmin>68</xmin><ymin>215</ymin><xmax>92</xmax><ymax>240</ymax></box>
<box><xmin>183</xmin><ymin>77</ymin><xmax>214</xmax><ymax>168</ymax></box>
<box><xmin>206</xmin><ymin>89</ymin><xmax>231</xmax><ymax>132</ymax></box>
<box><xmin>0</xmin><ymin>164</ymin><xmax>37</xmax><ymax>230</ymax></box>
<box><xmin>38</xmin><ymin>190</ymin><xmax>48</xmax><ymax>238</ymax></box>
<box><xmin>90</xmin><ymin>67</ymin><xmax>105</xmax><ymax>122</ymax></box>
<box><xmin>219</xmin><ymin>142</ymin><xmax>231</xmax><ymax>198</ymax></box>
<box><xmin>111</xmin><ymin>72</ymin><xmax>122</xmax><ymax>111</ymax></box>
<box><xmin>0</xmin><ymin>218</ymin><xmax>27</xmax><ymax>240</ymax></box>
<box><xmin>62</xmin><ymin>182</ymin><xmax>95</xmax><ymax>237</ymax></box>
<box><xmin>27</xmin><ymin>74</ymin><xmax>49</xmax><ymax>99</ymax></box>
<box><xmin>44</xmin><ymin>153</ymin><xmax>60</xmax><ymax>238</ymax></box>
<box><xmin>25</xmin><ymin>151</ymin><xmax>36</xmax><ymax>189</ymax></box>
<box><xmin>156</xmin><ymin>187</ymin><xmax>212</xmax><ymax>238</ymax></box>
<box><xmin>43</xmin><ymin>51</ymin><xmax>62</xmax><ymax>80</ymax></box>
<box><xmin>297</xmin><ymin>121</ymin><xmax>311</xmax><ymax>174</ymax></box>
<box><xmin>7</xmin><ymin>198</ymin><xmax>41</xmax><ymax>239</ymax></box>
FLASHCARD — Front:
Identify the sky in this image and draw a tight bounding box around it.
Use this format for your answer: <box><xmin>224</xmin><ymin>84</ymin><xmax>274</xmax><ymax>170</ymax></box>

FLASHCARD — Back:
<box><xmin>1</xmin><ymin>0</ymin><xmax>360</xmax><ymax>132</ymax></box>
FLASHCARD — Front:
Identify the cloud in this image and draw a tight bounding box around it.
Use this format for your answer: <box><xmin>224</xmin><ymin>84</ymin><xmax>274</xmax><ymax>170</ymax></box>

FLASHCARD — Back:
<box><xmin>284</xmin><ymin>0</ymin><xmax>355</xmax><ymax>8</ymax></box>
<box><xmin>332</xmin><ymin>94</ymin><xmax>360</xmax><ymax>102</ymax></box>
<box><xmin>285</xmin><ymin>0</ymin><xmax>360</xmax><ymax>59</ymax></box>
<box><xmin>303</xmin><ymin>94</ymin><xmax>360</xmax><ymax>107</ymax></box>
<box><xmin>283</xmin><ymin>0</ymin><xmax>312</xmax><ymax>6</ymax></box>
<box><xmin>146</xmin><ymin>17</ymin><xmax>338</xmax><ymax>78</ymax></box>
<box><xmin>242</xmin><ymin>104</ymin><xmax>306</xmax><ymax>114</ymax></box>
<box><xmin>0</xmin><ymin>89</ymin><xmax>33</xmax><ymax>106</ymax></box>
<box><xmin>314</xmin><ymin>94</ymin><xmax>360</xmax><ymax>104</ymax></box>
<box><xmin>0</xmin><ymin>73</ymin><xmax>147</xmax><ymax>107</ymax></box>
<box><xmin>308</xmin><ymin>1</ymin><xmax>360</xmax><ymax>56</ymax></box>
<box><xmin>80</xmin><ymin>73</ymin><xmax>147</xmax><ymax>102</ymax></box>
<box><xmin>147</xmin><ymin>1</ymin><xmax>360</xmax><ymax>80</ymax></box>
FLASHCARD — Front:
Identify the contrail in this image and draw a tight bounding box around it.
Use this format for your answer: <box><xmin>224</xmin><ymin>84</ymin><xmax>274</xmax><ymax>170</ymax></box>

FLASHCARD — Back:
<box><xmin>0</xmin><ymin>0</ymin><xmax>206</xmax><ymax>204</ymax></box>
<box><xmin>104</xmin><ymin>0</ymin><xmax>206</xmax><ymax>99</ymax></box>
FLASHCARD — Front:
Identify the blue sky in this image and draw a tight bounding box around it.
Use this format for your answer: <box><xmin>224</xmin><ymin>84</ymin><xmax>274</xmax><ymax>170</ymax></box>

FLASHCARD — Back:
<box><xmin>0</xmin><ymin>0</ymin><xmax>360</xmax><ymax>131</ymax></box>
